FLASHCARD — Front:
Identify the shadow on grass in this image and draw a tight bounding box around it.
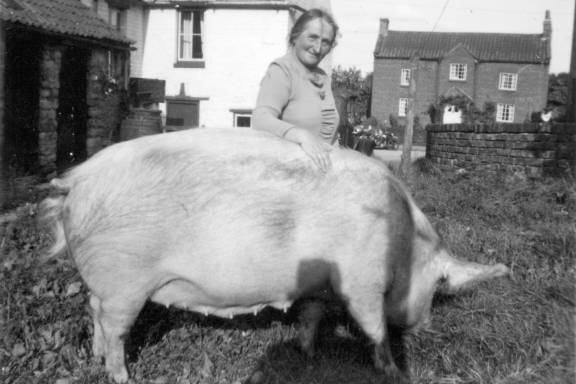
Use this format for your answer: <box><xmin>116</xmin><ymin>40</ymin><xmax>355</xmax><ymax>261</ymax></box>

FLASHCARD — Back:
<box><xmin>124</xmin><ymin>300</ymin><xmax>410</xmax><ymax>384</ymax></box>
<box><xmin>125</xmin><ymin>300</ymin><xmax>294</xmax><ymax>363</ymax></box>
<box><xmin>246</xmin><ymin>323</ymin><xmax>408</xmax><ymax>384</ymax></box>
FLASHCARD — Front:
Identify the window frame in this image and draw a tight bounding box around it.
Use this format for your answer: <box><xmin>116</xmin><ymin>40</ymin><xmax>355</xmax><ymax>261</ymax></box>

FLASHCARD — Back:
<box><xmin>496</xmin><ymin>103</ymin><xmax>515</xmax><ymax>123</ymax></box>
<box><xmin>449</xmin><ymin>63</ymin><xmax>467</xmax><ymax>81</ymax></box>
<box><xmin>165</xmin><ymin>97</ymin><xmax>200</xmax><ymax>129</ymax></box>
<box><xmin>398</xmin><ymin>98</ymin><xmax>409</xmax><ymax>117</ymax></box>
<box><xmin>230</xmin><ymin>109</ymin><xmax>252</xmax><ymax>128</ymax></box>
<box><xmin>108</xmin><ymin>7</ymin><xmax>126</xmax><ymax>33</ymax></box>
<box><xmin>234</xmin><ymin>114</ymin><xmax>252</xmax><ymax>128</ymax></box>
<box><xmin>106</xmin><ymin>49</ymin><xmax>128</xmax><ymax>88</ymax></box>
<box><xmin>176</xmin><ymin>9</ymin><xmax>205</xmax><ymax>67</ymax></box>
<box><xmin>498</xmin><ymin>73</ymin><xmax>518</xmax><ymax>91</ymax></box>
<box><xmin>400</xmin><ymin>68</ymin><xmax>411</xmax><ymax>86</ymax></box>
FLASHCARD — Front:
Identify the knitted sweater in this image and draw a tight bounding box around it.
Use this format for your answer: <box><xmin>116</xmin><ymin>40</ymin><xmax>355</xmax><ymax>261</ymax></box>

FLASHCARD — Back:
<box><xmin>253</xmin><ymin>51</ymin><xmax>340</xmax><ymax>143</ymax></box>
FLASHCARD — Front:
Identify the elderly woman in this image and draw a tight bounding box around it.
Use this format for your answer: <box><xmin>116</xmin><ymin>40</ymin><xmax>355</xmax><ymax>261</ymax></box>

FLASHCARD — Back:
<box><xmin>253</xmin><ymin>8</ymin><xmax>340</xmax><ymax>171</ymax></box>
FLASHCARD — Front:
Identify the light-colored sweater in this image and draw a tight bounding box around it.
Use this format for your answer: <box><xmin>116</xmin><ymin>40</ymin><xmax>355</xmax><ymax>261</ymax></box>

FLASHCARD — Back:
<box><xmin>253</xmin><ymin>51</ymin><xmax>340</xmax><ymax>143</ymax></box>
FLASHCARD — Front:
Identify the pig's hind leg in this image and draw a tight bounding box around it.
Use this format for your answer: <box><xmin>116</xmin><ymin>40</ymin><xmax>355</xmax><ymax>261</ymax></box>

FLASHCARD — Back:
<box><xmin>297</xmin><ymin>300</ymin><xmax>326</xmax><ymax>358</ymax></box>
<box><xmin>89</xmin><ymin>294</ymin><xmax>105</xmax><ymax>359</ymax></box>
<box><xmin>338</xmin><ymin>283</ymin><xmax>409</xmax><ymax>383</ymax></box>
<box><xmin>90</xmin><ymin>289</ymin><xmax>148</xmax><ymax>383</ymax></box>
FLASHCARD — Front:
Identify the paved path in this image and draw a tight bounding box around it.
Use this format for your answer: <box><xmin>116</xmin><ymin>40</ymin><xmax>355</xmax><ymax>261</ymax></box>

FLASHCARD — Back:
<box><xmin>373</xmin><ymin>145</ymin><xmax>426</xmax><ymax>166</ymax></box>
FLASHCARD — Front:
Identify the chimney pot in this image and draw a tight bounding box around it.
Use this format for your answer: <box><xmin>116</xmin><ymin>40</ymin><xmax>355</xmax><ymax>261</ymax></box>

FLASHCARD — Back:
<box><xmin>543</xmin><ymin>10</ymin><xmax>552</xmax><ymax>40</ymax></box>
<box><xmin>379</xmin><ymin>18</ymin><xmax>389</xmax><ymax>37</ymax></box>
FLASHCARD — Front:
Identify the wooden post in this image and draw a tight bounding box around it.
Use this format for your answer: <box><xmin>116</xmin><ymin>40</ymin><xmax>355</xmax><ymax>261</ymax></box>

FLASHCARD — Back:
<box><xmin>568</xmin><ymin>3</ymin><xmax>576</xmax><ymax>122</ymax></box>
<box><xmin>0</xmin><ymin>20</ymin><xmax>5</xmax><ymax>207</ymax></box>
<box><xmin>399</xmin><ymin>54</ymin><xmax>419</xmax><ymax>179</ymax></box>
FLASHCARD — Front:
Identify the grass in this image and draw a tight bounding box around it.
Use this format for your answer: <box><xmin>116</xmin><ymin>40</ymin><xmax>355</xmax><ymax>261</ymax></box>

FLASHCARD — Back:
<box><xmin>0</xmin><ymin>160</ymin><xmax>574</xmax><ymax>384</ymax></box>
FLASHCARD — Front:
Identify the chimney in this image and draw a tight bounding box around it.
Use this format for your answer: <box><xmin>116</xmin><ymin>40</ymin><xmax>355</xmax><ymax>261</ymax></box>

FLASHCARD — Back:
<box><xmin>379</xmin><ymin>18</ymin><xmax>389</xmax><ymax>38</ymax></box>
<box><xmin>543</xmin><ymin>10</ymin><xmax>552</xmax><ymax>40</ymax></box>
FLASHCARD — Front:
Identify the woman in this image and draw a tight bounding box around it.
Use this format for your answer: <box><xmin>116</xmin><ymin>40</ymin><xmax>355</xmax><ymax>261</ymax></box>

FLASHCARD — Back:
<box><xmin>253</xmin><ymin>9</ymin><xmax>340</xmax><ymax>171</ymax></box>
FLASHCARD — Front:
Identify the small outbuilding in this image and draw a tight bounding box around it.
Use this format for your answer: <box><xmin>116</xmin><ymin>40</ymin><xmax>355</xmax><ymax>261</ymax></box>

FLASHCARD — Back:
<box><xmin>0</xmin><ymin>0</ymin><xmax>132</xmax><ymax>205</ymax></box>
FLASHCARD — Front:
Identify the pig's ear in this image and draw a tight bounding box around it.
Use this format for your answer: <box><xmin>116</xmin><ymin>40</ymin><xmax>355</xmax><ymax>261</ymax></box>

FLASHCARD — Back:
<box><xmin>435</xmin><ymin>251</ymin><xmax>510</xmax><ymax>294</ymax></box>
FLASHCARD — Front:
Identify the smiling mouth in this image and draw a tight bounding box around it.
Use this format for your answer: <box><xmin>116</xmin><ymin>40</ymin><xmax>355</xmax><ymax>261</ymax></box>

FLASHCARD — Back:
<box><xmin>306</xmin><ymin>52</ymin><xmax>321</xmax><ymax>60</ymax></box>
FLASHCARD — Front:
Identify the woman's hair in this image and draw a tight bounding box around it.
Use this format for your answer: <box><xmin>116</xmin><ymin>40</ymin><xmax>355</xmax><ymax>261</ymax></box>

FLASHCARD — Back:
<box><xmin>288</xmin><ymin>8</ymin><xmax>339</xmax><ymax>47</ymax></box>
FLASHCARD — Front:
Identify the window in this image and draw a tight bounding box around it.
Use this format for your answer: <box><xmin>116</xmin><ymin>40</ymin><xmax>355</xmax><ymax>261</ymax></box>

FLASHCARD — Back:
<box><xmin>499</xmin><ymin>73</ymin><xmax>518</xmax><ymax>91</ymax></box>
<box><xmin>496</xmin><ymin>104</ymin><xmax>515</xmax><ymax>123</ymax></box>
<box><xmin>106</xmin><ymin>50</ymin><xmax>127</xmax><ymax>87</ymax></box>
<box><xmin>234</xmin><ymin>114</ymin><xmax>252</xmax><ymax>128</ymax></box>
<box><xmin>178</xmin><ymin>10</ymin><xmax>204</xmax><ymax>63</ymax></box>
<box><xmin>449</xmin><ymin>63</ymin><xmax>467</xmax><ymax>81</ymax></box>
<box><xmin>400</xmin><ymin>68</ymin><xmax>411</xmax><ymax>86</ymax></box>
<box><xmin>166</xmin><ymin>98</ymin><xmax>200</xmax><ymax>128</ymax></box>
<box><xmin>109</xmin><ymin>7</ymin><xmax>126</xmax><ymax>33</ymax></box>
<box><xmin>398</xmin><ymin>98</ymin><xmax>409</xmax><ymax>117</ymax></box>
<box><xmin>231</xmin><ymin>110</ymin><xmax>252</xmax><ymax>128</ymax></box>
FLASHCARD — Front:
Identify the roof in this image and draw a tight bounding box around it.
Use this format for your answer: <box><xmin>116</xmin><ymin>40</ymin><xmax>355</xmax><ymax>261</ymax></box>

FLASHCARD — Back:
<box><xmin>0</xmin><ymin>0</ymin><xmax>132</xmax><ymax>46</ymax></box>
<box><xmin>143</xmin><ymin>0</ymin><xmax>295</xmax><ymax>7</ymax></box>
<box><xmin>142</xmin><ymin>0</ymin><xmax>329</xmax><ymax>11</ymax></box>
<box><xmin>374</xmin><ymin>31</ymin><xmax>550</xmax><ymax>64</ymax></box>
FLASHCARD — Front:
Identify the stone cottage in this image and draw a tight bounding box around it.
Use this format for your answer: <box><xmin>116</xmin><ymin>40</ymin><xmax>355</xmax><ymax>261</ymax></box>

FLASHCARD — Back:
<box><xmin>371</xmin><ymin>12</ymin><xmax>551</xmax><ymax>138</ymax></box>
<box><xmin>0</xmin><ymin>0</ymin><xmax>132</xmax><ymax>198</ymax></box>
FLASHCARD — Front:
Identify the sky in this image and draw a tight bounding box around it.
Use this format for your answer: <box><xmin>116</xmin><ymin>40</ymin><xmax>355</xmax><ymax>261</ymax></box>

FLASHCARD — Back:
<box><xmin>329</xmin><ymin>0</ymin><xmax>574</xmax><ymax>75</ymax></box>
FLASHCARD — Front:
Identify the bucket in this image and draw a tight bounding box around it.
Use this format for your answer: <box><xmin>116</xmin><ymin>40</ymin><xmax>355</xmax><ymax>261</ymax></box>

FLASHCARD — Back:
<box><xmin>120</xmin><ymin>108</ymin><xmax>162</xmax><ymax>141</ymax></box>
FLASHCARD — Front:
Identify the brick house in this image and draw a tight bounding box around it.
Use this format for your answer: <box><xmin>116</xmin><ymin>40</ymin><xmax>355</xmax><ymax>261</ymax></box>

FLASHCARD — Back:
<box><xmin>118</xmin><ymin>0</ymin><xmax>331</xmax><ymax>129</ymax></box>
<box><xmin>371</xmin><ymin>12</ymin><xmax>551</xmax><ymax>138</ymax></box>
<box><xmin>0</xmin><ymin>0</ymin><xmax>132</xmax><ymax>205</ymax></box>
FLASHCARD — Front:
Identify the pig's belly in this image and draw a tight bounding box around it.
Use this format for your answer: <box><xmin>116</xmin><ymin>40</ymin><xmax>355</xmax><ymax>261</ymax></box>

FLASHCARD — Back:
<box><xmin>149</xmin><ymin>277</ymin><xmax>313</xmax><ymax>318</ymax></box>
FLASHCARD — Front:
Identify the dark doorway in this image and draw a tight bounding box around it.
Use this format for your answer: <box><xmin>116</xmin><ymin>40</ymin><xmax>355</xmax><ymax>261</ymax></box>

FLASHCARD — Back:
<box><xmin>4</xmin><ymin>32</ymin><xmax>42</xmax><ymax>177</ymax></box>
<box><xmin>57</xmin><ymin>46</ymin><xmax>89</xmax><ymax>171</ymax></box>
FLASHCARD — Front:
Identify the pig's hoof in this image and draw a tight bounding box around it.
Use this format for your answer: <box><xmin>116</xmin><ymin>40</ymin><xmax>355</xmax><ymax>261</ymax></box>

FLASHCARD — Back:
<box><xmin>300</xmin><ymin>345</ymin><xmax>316</xmax><ymax>360</ymax></box>
<box><xmin>383</xmin><ymin>366</ymin><xmax>410</xmax><ymax>384</ymax></box>
<box><xmin>108</xmin><ymin>368</ymin><xmax>129</xmax><ymax>383</ymax></box>
<box><xmin>249</xmin><ymin>370</ymin><xmax>265</xmax><ymax>384</ymax></box>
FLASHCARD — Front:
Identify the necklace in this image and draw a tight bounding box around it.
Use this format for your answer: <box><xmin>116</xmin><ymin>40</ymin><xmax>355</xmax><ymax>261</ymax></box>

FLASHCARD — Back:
<box><xmin>309</xmin><ymin>73</ymin><xmax>325</xmax><ymax>100</ymax></box>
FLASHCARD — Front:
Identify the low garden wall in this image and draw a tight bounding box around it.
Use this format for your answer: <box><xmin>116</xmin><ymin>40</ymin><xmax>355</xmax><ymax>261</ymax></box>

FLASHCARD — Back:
<box><xmin>426</xmin><ymin>123</ymin><xmax>575</xmax><ymax>177</ymax></box>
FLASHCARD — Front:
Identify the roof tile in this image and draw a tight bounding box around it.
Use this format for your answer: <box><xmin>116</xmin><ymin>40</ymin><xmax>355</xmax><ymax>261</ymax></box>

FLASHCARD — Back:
<box><xmin>0</xmin><ymin>0</ymin><xmax>132</xmax><ymax>45</ymax></box>
<box><xmin>375</xmin><ymin>31</ymin><xmax>550</xmax><ymax>64</ymax></box>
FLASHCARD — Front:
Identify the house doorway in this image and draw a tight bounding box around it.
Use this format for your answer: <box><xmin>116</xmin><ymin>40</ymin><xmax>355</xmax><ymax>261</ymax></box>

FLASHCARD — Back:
<box><xmin>57</xmin><ymin>46</ymin><xmax>89</xmax><ymax>171</ymax></box>
<box><xmin>443</xmin><ymin>104</ymin><xmax>462</xmax><ymax>124</ymax></box>
<box><xmin>4</xmin><ymin>32</ymin><xmax>42</xmax><ymax>177</ymax></box>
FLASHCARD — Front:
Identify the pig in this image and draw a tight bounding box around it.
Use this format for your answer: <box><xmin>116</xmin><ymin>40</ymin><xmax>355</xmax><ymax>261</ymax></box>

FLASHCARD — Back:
<box><xmin>40</xmin><ymin>128</ymin><xmax>509</xmax><ymax>383</ymax></box>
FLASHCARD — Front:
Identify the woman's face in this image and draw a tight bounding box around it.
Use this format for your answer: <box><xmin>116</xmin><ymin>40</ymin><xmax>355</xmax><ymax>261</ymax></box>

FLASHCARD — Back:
<box><xmin>292</xmin><ymin>18</ymin><xmax>335</xmax><ymax>69</ymax></box>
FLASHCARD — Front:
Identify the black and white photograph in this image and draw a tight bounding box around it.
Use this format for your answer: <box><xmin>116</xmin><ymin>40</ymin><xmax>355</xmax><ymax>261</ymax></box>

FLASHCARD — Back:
<box><xmin>0</xmin><ymin>0</ymin><xmax>574</xmax><ymax>383</ymax></box>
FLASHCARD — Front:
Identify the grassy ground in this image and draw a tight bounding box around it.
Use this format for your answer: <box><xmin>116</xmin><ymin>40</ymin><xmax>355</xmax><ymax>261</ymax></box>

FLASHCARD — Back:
<box><xmin>0</xmin><ymin>160</ymin><xmax>574</xmax><ymax>384</ymax></box>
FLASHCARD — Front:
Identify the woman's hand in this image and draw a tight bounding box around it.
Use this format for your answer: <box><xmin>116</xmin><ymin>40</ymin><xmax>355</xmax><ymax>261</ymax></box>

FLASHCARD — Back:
<box><xmin>285</xmin><ymin>128</ymin><xmax>332</xmax><ymax>172</ymax></box>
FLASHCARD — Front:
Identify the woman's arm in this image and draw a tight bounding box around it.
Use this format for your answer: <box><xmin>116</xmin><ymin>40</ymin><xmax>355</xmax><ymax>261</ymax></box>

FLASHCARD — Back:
<box><xmin>252</xmin><ymin>64</ymin><xmax>295</xmax><ymax>137</ymax></box>
<box><xmin>253</xmin><ymin>63</ymin><xmax>332</xmax><ymax>171</ymax></box>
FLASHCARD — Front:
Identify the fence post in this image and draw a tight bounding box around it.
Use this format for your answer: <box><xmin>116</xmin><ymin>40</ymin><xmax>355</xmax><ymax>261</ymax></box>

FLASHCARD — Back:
<box><xmin>399</xmin><ymin>54</ymin><xmax>419</xmax><ymax>179</ymax></box>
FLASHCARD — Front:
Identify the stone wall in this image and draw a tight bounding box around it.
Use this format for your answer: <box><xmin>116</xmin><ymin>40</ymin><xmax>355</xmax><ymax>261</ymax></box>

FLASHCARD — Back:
<box><xmin>426</xmin><ymin>123</ymin><xmax>576</xmax><ymax>177</ymax></box>
<box><xmin>31</xmin><ymin>45</ymin><xmax>127</xmax><ymax>175</ymax></box>
<box><xmin>86</xmin><ymin>48</ymin><xmax>126</xmax><ymax>157</ymax></box>
<box><xmin>37</xmin><ymin>44</ymin><xmax>62</xmax><ymax>177</ymax></box>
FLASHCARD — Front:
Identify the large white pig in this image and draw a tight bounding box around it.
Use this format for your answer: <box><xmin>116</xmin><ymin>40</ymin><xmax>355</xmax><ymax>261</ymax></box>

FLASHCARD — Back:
<box><xmin>41</xmin><ymin>128</ymin><xmax>509</xmax><ymax>383</ymax></box>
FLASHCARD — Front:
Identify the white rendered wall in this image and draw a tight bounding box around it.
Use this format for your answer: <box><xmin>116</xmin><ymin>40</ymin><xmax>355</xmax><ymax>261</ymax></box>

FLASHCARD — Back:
<box><xmin>141</xmin><ymin>8</ymin><xmax>292</xmax><ymax>127</ymax></box>
<box><xmin>125</xmin><ymin>6</ymin><xmax>146</xmax><ymax>78</ymax></box>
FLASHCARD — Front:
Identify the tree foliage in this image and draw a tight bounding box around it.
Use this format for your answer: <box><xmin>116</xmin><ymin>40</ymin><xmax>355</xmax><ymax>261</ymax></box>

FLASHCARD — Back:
<box><xmin>331</xmin><ymin>66</ymin><xmax>371</xmax><ymax>124</ymax></box>
<box><xmin>548</xmin><ymin>73</ymin><xmax>569</xmax><ymax>106</ymax></box>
